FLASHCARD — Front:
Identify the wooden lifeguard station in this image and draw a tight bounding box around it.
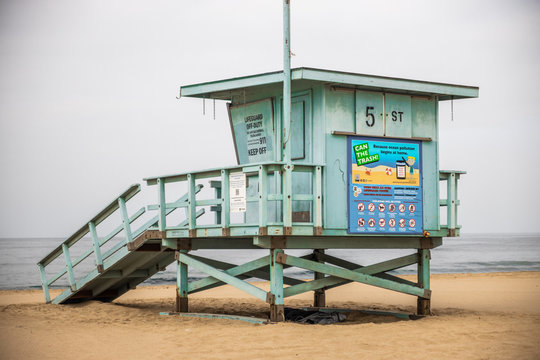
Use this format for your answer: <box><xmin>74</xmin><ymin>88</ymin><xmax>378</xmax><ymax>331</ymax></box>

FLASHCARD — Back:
<box><xmin>37</xmin><ymin>3</ymin><xmax>477</xmax><ymax>322</ymax></box>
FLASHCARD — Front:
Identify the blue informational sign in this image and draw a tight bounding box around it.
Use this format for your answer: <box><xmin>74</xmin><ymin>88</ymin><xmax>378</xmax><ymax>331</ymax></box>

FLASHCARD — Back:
<box><xmin>347</xmin><ymin>136</ymin><xmax>423</xmax><ymax>234</ymax></box>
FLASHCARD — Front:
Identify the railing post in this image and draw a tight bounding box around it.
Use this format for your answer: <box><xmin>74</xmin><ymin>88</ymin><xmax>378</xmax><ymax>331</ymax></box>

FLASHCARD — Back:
<box><xmin>417</xmin><ymin>249</ymin><xmax>431</xmax><ymax>315</ymax></box>
<box><xmin>221</xmin><ymin>169</ymin><xmax>230</xmax><ymax>236</ymax></box>
<box><xmin>187</xmin><ymin>174</ymin><xmax>196</xmax><ymax>237</ymax></box>
<box><xmin>62</xmin><ymin>243</ymin><xmax>76</xmax><ymax>291</ymax></box>
<box><xmin>157</xmin><ymin>178</ymin><xmax>166</xmax><ymax>232</ymax></box>
<box><xmin>88</xmin><ymin>221</ymin><xmax>104</xmax><ymax>272</ymax></box>
<box><xmin>258</xmin><ymin>165</ymin><xmax>268</xmax><ymax>235</ymax></box>
<box><xmin>282</xmin><ymin>164</ymin><xmax>293</xmax><ymax>235</ymax></box>
<box><xmin>118</xmin><ymin>197</ymin><xmax>134</xmax><ymax>247</ymax></box>
<box><xmin>38</xmin><ymin>263</ymin><xmax>51</xmax><ymax>303</ymax></box>
<box><xmin>313</xmin><ymin>165</ymin><xmax>322</xmax><ymax>235</ymax></box>
<box><xmin>447</xmin><ymin>172</ymin><xmax>457</xmax><ymax>236</ymax></box>
<box><xmin>213</xmin><ymin>182</ymin><xmax>222</xmax><ymax>225</ymax></box>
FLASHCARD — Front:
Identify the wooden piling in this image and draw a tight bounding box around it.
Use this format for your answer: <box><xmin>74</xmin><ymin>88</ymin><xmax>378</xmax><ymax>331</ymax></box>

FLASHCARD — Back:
<box><xmin>313</xmin><ymin>249</ymin><xmax>326</xmax><ymax>308</ymax></box>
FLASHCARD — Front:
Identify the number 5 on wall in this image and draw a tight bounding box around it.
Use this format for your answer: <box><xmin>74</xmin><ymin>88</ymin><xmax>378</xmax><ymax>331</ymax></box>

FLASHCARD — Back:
<box><xmin>355</xmin><ymin>91</ymin><xmax>384</xmax><ymax>136</ymax></box>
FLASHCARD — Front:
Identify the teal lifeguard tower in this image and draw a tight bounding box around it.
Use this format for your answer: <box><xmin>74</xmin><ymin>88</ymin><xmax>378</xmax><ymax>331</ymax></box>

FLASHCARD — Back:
<box><xmin>38</xmin><ymin>5</ymin><xmax>478</xmax><ymax>322</ymax></box>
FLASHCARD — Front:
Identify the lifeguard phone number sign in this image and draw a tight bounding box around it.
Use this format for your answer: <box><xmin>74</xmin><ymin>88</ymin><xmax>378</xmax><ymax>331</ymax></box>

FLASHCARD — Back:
<box><xmin>347</xmin><ymin>136</ymin><xmax>423</xmax><ymax>234</ymax></box>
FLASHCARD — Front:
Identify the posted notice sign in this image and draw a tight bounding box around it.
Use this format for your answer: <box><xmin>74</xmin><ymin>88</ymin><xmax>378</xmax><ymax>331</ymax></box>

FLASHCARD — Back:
<box><xmin>347</xmin><ymin>136</ymin><xmax>423</xmax><ymax>234</ymax></box>
<box><xmin>229</xmin><ymin>172</ymin><xmax>246</xmax><ymax>213</ymax></box>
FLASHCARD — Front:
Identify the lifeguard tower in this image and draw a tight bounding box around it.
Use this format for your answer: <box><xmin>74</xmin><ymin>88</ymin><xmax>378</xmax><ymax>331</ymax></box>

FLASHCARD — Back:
<box><xmin>37</xmin><ymin>5</ymin><xmax>478</xmax><ymax>323</ymax></box>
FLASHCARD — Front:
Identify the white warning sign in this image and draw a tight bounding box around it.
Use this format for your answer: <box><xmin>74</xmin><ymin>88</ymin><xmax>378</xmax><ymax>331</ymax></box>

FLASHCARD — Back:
<box><xmin>229</xmin><ymin>172</ymin><xmax>246</xmax><ymax>213</ymax></box>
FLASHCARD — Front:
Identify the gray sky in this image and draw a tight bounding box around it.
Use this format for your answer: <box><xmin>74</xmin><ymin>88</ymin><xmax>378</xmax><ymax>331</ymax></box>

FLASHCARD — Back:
<box><xmin>1</xmin><ymin>0</ymin><xmax>539</xmax><ymax>237</ymax></box>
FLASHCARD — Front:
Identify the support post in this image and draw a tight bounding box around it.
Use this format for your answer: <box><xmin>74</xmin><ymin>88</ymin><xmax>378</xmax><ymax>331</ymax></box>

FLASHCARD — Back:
<box><xmin>270</xmin><ymin>248</ymin><xmax>285</xmax><ymax>322</ymax></box>
<box><xmin>313</xmin><ymin>249</ymin><xmax>326</xmax><ymax>307</ymax></box>
<box><xmin>282</xmin><ymin>0</ymin><xmax>291</xmax><ymax>163</ymax></box>
<box><xmin>176</xmin><ymin>250</ymin><xmax>189</xmax><ymax>313</ymax></box>
<box><xmin>417</xmin><ymin>249</ymin><xmax>431</xmax><ymax>315</ymax></box>
<box><xmin>213</xmin><ymin>182</ymin><xmax>222</xmax><ymax>225</ymax></box>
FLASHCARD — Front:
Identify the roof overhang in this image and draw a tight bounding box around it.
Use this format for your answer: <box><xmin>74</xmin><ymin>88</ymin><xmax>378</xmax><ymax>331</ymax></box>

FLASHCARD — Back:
<box><xmin>180</xmin><ymin>67</ymin><xmax>478</xmax><ymax>101</ymax></box>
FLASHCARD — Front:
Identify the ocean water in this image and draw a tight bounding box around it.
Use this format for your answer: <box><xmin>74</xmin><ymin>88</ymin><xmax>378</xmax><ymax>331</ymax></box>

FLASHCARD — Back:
<box><xmin>0</xmin><ymin>233</ymin><xmax>538</xmax><ymax>290</ymax></box>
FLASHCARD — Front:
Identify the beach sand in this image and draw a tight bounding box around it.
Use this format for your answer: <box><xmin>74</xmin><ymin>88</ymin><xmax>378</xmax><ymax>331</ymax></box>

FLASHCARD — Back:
<box><xmin>1</xmin><ymin>272</ymin><xmax>539</xmax><ymax>359</ymax></box>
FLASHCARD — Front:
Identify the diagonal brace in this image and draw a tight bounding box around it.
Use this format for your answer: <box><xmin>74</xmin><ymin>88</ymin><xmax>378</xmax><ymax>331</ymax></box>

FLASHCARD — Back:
<box><xmin>178</xmin><ymin>253</ymin><xmax>269</xmax><ymax>302</ymax></box>
<box><xmin>188</xmin><ymin>255</ymin><xmax>303</xmax><ymax>294</ymax></box>
<box><xmin>277</xmin><ymin>253</ymin><xmax>429</xmax><ymax>299</ymax></box>
<box><xmin>315</xmin><ymin>252</ymin><xmax>418</xmax><ymax>290</ymax></box>
<box><xmin>188</xmin><ymin>255</ymin><xmax>270</xmax><ymax>293</ymax></box>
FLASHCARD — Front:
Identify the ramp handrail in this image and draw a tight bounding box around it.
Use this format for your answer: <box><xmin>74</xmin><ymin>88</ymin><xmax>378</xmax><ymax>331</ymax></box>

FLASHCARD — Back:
<box><xmin>37</xmin><ymin>184</ymin><xmax>145</xmax><ymax>303</ymax></box>
<box><xmin>144</xmin><ymin>162</ymin><xmax>324</xmax><ymax>235</ymax></box>
<box><xmin>439</xmin><ymin>170</ymin><xmax>466</xmax><ymax>237</ymax></box>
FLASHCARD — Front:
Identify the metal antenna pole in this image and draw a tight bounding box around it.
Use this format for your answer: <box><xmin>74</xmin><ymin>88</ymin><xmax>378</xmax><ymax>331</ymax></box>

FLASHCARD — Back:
<box><xmin>282</xmin><ymin>0</ymin><xmax>291</xmax><ymax>162</ymax></box>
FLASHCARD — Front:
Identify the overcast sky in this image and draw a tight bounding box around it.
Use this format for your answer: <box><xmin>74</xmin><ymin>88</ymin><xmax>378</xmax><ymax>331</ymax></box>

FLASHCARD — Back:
<box><xmin>1</xmin><ymin>0</ymin><xmax>539</xmax><ymax>237</ymax></box>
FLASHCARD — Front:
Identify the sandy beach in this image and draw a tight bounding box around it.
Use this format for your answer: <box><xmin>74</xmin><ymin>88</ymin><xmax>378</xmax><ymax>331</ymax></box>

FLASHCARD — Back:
<box><xmin>1</xmin><ymin>271</ymin><xmax>539</xmax><ymax>359</ymax></box>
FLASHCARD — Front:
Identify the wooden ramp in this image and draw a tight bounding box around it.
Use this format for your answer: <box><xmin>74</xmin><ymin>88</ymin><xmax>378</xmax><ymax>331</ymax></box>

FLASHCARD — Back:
<box><xmin>37</xmin><ymin>184</ymin><xmax>204</xmax><ymax>305</ymax></box>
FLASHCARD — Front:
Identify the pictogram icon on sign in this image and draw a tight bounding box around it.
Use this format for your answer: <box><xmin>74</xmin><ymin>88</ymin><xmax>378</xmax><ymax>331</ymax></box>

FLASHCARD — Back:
<box><xmin>368</xmin><ymin>218</ymin><xmax>376</xmax><ymax>227</ymax></box>
<box><xmin>357</xmin><ymin>203</ymin><xmax>365</xmax><ymax>212</ymax></box>
<box><xmin>378</xmin><ymin>218</ymin><xmax>386</xmax><ymax>227</ymax></box>
<box><xmin>408</xmin><ymin>204</ymin><xmax>416</xmax><ymax>213</ymax></box>
<box><xmin>388</xmin><ymin>203</ymin><xmax>396</xmax><ymax>212</ymax></box>
<box><xmin>357</xmin><ymin>218</ymin><xmax>365</xmax><ymax>227</ymax></box>
<box><xmin>368</xmin><ymin>203</ymin><xmax>375</xmax><ymax>212</ymax></box>
<box><xmin>388</xmin><ymin>218</ymin><xmax>396</xmax><ymax>227</ymax></box>
<box><xmin>398</xmin><ymin>203</ymin><xmax>406</xmax><ymax>213</ymax></box>
<box><xmin>378</xmin><ymin>203</ymin><xmax>385</xmax><ymax>212</ymax></box>
<box><xmin>399</xmin><ymin>218</ymin><xmax>406</xmax><ymax>227</ymax></box>
<box><xmin>409</xmin><ymin>219</ymin><xmax>416</xmax><ymax>227</ymax></box>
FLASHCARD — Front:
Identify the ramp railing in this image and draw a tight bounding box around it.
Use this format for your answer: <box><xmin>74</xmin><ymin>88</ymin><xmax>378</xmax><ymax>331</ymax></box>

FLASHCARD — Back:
<box><xmin>144</xmin><ymin>162</ymin><xmax>323</xmax><ymax>238</ymax></box>
<box><xmin>37</xmin><ymin>184</ymin><xmax>146</xmax><ymax>303</ymax></box>
<box><xmin>439</xmin><ymin>170</ymin><xmax>466</xmax><ymax>237</ymax></box>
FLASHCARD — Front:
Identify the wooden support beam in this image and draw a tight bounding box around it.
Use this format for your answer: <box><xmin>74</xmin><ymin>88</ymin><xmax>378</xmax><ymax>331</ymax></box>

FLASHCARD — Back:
<box><xmin>313</xmin><ymin>249</ymin><xmax>326</xmax><ymax>307</ymax></box>
<box><xmin>160</xmin><ymin>312</ymin><xmax>268</xmax><ymax>324</ymax></box>
<box><xmin>270</xmin><ymin>249</ymin><xmax>285</xmax><ymax>322</ymax></box>
<box><xmin>178</xmin><ymin>252</ymin><xmax>268</xmax><ymax>302</ymax></box>
<box><xmin>316</xmin><ymin>252</ymin><xmax>418</xmax><ymax>289</ymax></box>
<box><xmin>187</xmin><ymin>255</ymin><xmax>301</xmax><ymax>294</ymax></box>
<box><xmin>253</xmin><ymin>235</ymin><xmax>442</xmax><ymax>249</ymax></box>
<box><xmin>417</xmin><ymin>249</ymin><xmax>431</xmax><ymax>315</ymax></box>
<box><xmin>100</xmin><ymin>270</ymin><xmax>123</xmax><ymax>278</ymax></box>
<box><xmin>187</xmin><ymin>255</ymin><xmax>271</xmax><ymax>293</ymax></box>
<box><xmin>176</xmin><ymin>250</ymin><xmax>189</xmax><ymax>312</ymax></box>
<box><xmin>278</xmin><ymin>253</ymin><xmax>428</xmax><ymax>299</ymax></box>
